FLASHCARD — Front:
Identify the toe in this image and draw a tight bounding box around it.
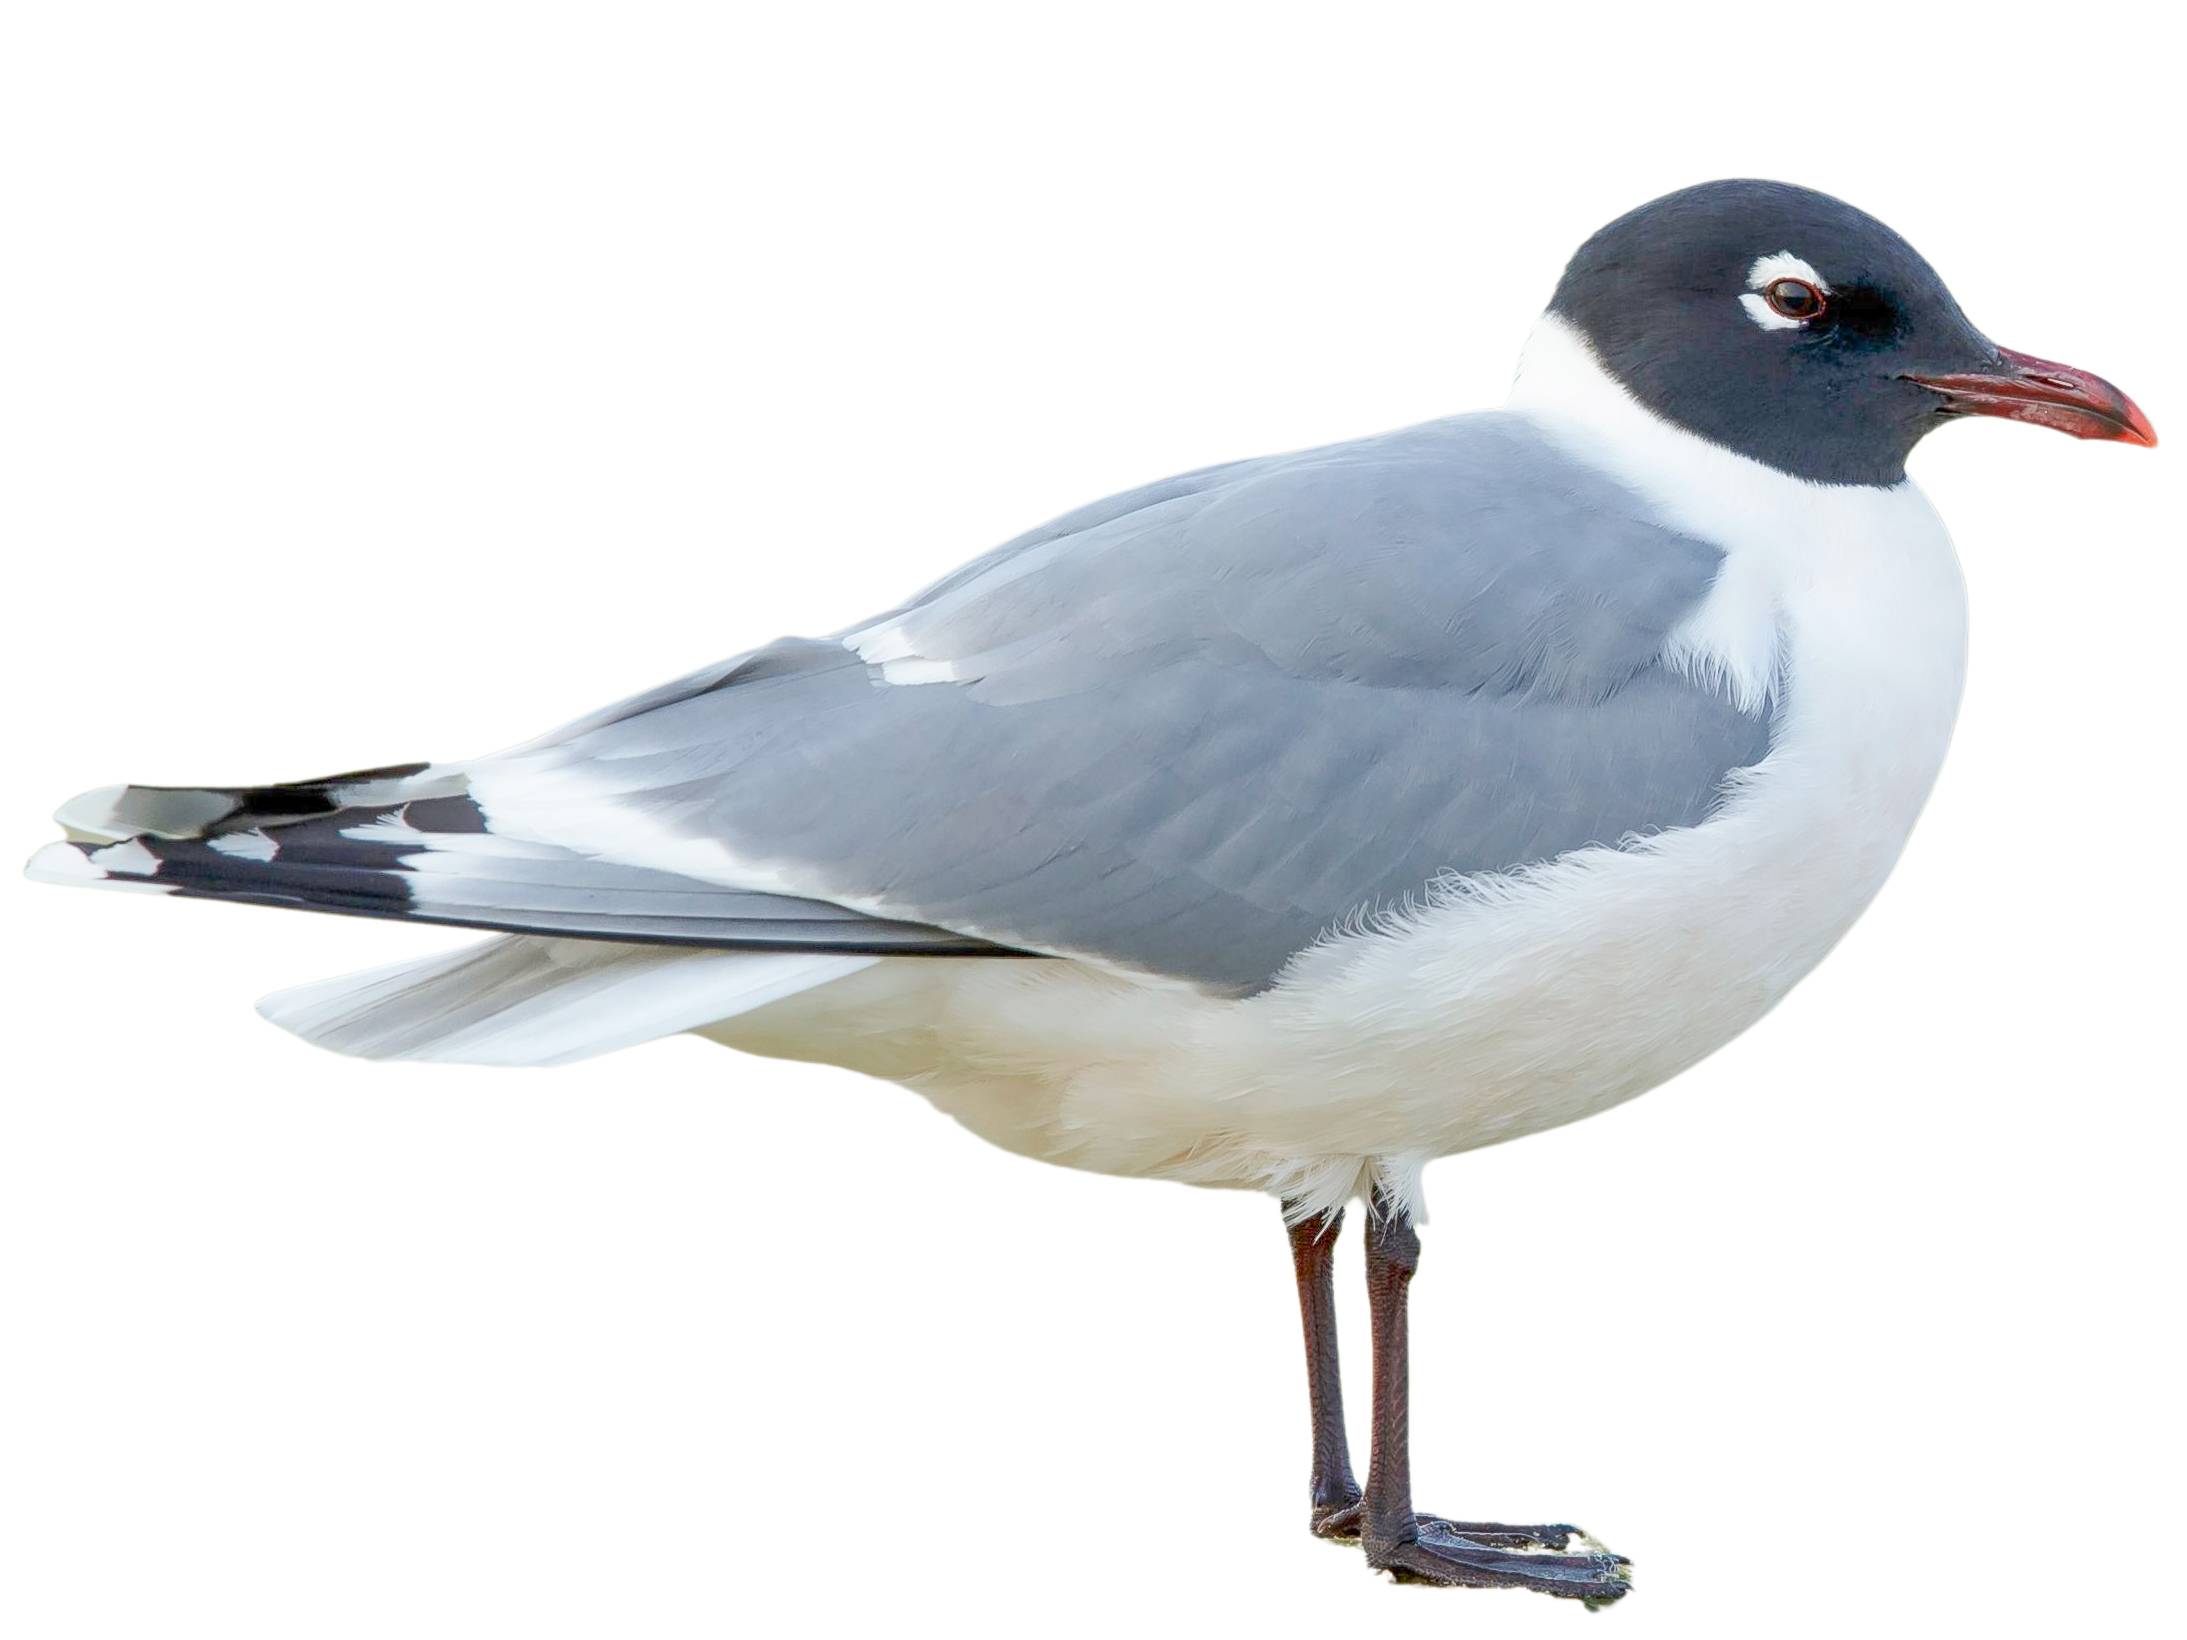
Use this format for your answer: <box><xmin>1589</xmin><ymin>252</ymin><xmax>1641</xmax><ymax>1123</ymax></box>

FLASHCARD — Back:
<box><xmin>1370</xmin><ymin>1534</ymin><xmax>1632</xmax><ymax>1601</ymax></box>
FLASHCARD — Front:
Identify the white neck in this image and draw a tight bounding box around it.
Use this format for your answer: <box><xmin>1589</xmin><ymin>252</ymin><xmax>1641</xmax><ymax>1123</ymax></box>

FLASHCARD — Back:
<box><xmin>1504</xmin><ymin>312</ymin><xmax>1960</xmax><ymax>714</ymax></box>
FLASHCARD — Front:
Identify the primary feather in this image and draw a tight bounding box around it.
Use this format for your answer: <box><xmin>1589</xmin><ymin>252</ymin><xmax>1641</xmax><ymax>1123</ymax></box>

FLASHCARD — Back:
<box><xmin>30</xmin><ymin>777</ymin><xmax>1009</xmax><ymax>954</ymax></box>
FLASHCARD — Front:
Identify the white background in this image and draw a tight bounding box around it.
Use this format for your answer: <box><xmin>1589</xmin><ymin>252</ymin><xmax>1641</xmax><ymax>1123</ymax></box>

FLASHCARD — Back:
<box><xmin>3</xmin><ymin>5</ymin><xmax>2179</xmax><ymax>1636</ymax></box>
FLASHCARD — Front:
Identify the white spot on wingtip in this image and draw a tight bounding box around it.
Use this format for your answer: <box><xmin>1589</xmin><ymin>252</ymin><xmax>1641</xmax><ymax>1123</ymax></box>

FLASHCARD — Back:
<box><xmin>53</xmin><ymin>784</ymin><xmax>132</xmax><ymax>842</ymax></box>
<box><xmin>26</xmin><ymin>842</ymin><xmax>104</xmax><ymax>883</ymax></box>
<box><xmin>24</xmin><ymin>841</ymin><xmax>174</xmax><ymax>895</ymax></box>
<box><xmin>54</xmin><ymin>783</ymin><xmax>237</xmax><ymax>841</ymax></box>
<box><xmin>90</xmin><ymin>837</ymin><xmax>162</xmax><ymax>876</ymax></box>
<box><xmin>207</xmin><ymin>828</ymin><xmax>280</xmax><ymax>862</ymax></box>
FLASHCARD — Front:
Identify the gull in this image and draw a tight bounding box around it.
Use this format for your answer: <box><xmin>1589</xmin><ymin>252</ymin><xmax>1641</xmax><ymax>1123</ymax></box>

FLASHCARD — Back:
<box><xmin>26</xmin><ymin>180</ymin><xmax>2154</xmax><ymax>1600</ymax></box>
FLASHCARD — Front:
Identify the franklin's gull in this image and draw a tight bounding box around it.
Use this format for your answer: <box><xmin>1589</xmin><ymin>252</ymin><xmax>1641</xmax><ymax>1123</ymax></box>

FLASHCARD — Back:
<box><xmin>27</xmin><ymin>179</ymin><xmax>2155</xmax><ymax>1599</ymax></box>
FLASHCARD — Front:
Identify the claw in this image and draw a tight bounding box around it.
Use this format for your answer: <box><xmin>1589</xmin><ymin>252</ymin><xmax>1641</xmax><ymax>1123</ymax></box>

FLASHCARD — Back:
<box><xmin>1417</xmin><ymin>1514</ymin><xmax>1579</xmax><ymax>1552</ymax></box>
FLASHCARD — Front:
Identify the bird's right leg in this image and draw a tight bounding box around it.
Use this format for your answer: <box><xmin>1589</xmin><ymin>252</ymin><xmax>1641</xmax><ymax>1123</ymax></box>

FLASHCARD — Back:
<box><xmin>1350</xmin><ymin>1189</ymin><xmax>1629</xmax><ymax>1599</ymax></box>
<box><xmin>1284</xmin><ymin>1201</ymin><xmax>1575</xmax><ymax>1553</ymax></box>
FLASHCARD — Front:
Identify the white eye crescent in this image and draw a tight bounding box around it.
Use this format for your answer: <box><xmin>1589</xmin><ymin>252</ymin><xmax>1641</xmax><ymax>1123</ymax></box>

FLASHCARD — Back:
<box><xmin>1740</xmin><ymin>251</ymin><xmax>1831</xmax><ymax>332</ymax></box>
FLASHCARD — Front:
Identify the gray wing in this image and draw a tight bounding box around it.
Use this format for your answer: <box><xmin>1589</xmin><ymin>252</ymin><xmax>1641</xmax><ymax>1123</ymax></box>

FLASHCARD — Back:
<box><xmin>475</xmin><ymin>413</ymin><xmax>1772</xmax><ymax>992</ymax></box>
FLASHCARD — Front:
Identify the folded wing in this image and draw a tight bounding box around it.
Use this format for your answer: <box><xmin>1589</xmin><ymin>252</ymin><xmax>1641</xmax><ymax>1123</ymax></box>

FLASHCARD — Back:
<box><xmin>462</xmin><ymin>412</ymin><xmax>1776</xmax><ymax>992</ymax></box>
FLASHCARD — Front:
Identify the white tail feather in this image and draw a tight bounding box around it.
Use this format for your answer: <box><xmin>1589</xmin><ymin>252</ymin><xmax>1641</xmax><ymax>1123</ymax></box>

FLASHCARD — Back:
<box><xmin>257</xmin><ymin>936</ymin><xmax>875</xmax><ymax>1067</ymax></box>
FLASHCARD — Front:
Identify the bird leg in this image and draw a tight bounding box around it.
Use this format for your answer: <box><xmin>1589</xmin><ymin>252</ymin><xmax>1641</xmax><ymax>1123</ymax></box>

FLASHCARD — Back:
<box><xmin>1286</xmin><ymin>1206</ymin><xmax>1576</xmax><ymax>1551</ymax></box>
<box><xmin>1282</xmin><ymin>1191</ymin><xmax>1631</xmax><ymax>1600</ymax></box>
<box><xmin>1285</xmin><ymin>1206</ymin><xmax>1364</xmax><ymax>1530</ymax></box>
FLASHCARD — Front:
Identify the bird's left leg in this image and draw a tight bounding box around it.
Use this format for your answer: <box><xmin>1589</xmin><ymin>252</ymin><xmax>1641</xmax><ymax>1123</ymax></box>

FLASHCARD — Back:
<box><xmin>1284</xmin><ymin>1204</ymin><xmax>1364</xmax><ymax>1533</ymax></box>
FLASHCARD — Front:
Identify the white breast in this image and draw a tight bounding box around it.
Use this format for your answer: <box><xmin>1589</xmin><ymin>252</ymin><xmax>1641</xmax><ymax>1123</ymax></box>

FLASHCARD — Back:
<box><xmin>719</xmin><ymin>318</ymin><xmax>1969</xmax><ymax>1221</ymax></box>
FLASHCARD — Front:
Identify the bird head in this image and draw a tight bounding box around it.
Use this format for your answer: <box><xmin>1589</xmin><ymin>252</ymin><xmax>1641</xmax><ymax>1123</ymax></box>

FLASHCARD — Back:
<box><xmin>1546</xmin><ymin>179</ymin><xmax>2154</xmax><ymax>485</ymax></box>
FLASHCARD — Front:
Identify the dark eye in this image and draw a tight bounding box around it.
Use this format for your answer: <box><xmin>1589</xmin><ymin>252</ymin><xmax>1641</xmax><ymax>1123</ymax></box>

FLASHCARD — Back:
<box><xmin>1764</xmin><ymin>278</ymin><xmax>1826</xmax><ymax>320</ymax></box>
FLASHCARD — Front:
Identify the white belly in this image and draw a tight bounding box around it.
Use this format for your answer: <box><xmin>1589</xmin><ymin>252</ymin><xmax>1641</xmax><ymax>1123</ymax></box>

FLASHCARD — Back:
<box><xmin>720</xmin><ymin>513</ymin><xmax>1966</xmax><ymax>1216</ymax></box>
